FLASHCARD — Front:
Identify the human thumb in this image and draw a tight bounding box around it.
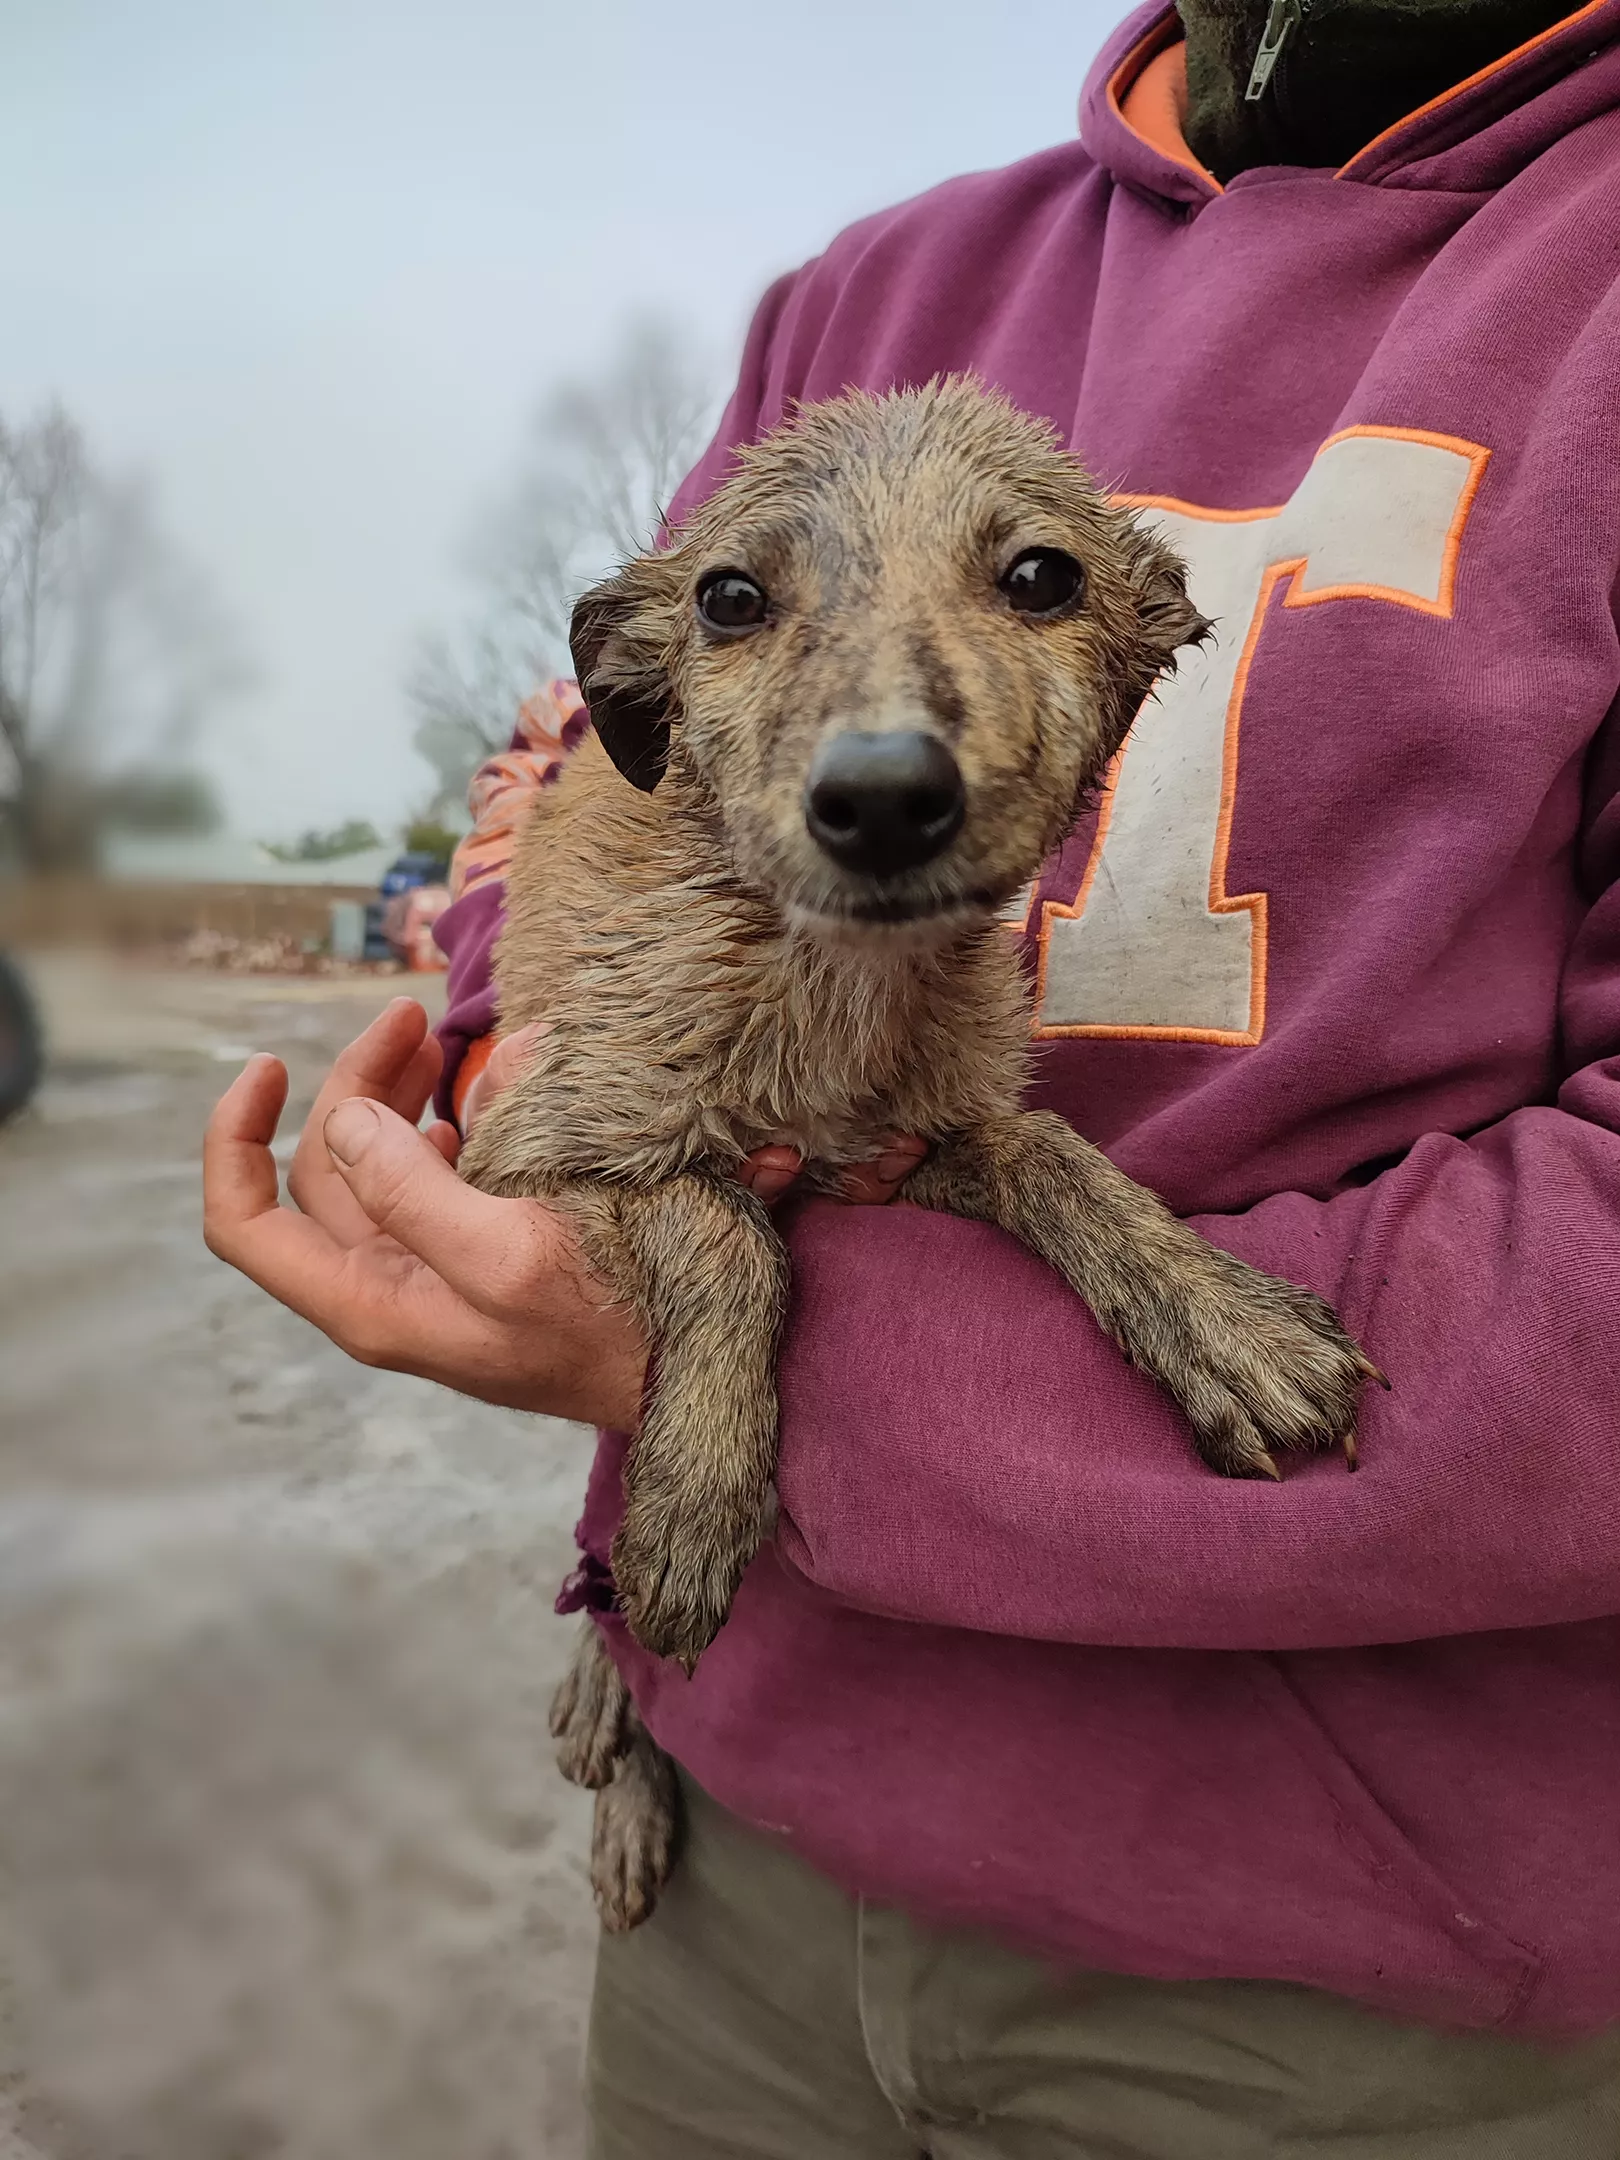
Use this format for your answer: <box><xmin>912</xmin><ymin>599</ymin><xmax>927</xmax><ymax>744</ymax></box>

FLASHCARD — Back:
<box><xmin>322</xmin><ymin>1092</ymin><xmax>549</xmax><ymax>1307</ymax></box>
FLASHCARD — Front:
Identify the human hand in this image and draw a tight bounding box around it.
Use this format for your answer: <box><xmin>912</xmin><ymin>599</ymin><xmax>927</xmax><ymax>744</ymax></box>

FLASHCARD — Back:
<box><xmin>203</xmin><ymin>999</ymin><xmax>647</xmax><ymax>1427</ymax></box>
<box><xmin>203</xmin><ymin>1000</ymin><xmax>927</xmax><ymax>1428</ymax></box>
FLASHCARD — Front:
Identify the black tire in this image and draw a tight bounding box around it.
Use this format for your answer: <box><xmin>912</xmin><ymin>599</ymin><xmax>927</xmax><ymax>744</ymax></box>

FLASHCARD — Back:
<box><xmin>0</xmin><ymin>951</ymin><xmax>42</xmax><ymax>1124</ymax></box>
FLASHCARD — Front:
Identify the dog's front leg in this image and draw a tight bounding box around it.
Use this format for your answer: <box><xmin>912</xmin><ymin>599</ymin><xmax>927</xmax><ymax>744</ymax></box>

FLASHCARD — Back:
<box><xmin>906</xmin><ymin>1113</ymin><xmax>1381</xmax><ymax>1478</ymax></box>
<box><xmin>563</xmin><ymin>1175</ymin><xmax>789</xmax><ymax>1668</ymax></box>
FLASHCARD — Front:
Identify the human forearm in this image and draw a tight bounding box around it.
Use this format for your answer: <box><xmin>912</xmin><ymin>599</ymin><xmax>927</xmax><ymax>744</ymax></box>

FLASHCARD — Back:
<box><xmin>772</xmin><ymin>1094</ymin><xmax>1620</xmax><ymax>1650</ymax></box>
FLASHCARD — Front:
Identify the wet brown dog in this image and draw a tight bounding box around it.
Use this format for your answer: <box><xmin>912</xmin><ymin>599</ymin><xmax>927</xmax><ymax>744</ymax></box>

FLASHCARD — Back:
<box><xmin>459</xmin><ymin>379</ymin><xmax>1379</xmax><ymax>1926</ymax></box>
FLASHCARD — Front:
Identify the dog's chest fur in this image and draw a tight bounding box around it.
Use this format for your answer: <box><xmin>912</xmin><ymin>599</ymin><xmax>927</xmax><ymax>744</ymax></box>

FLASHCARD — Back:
<box><xmin>463</xmin><ymin>736</ymin><xmax>1034</xmax><ymax>1198</ymax></box>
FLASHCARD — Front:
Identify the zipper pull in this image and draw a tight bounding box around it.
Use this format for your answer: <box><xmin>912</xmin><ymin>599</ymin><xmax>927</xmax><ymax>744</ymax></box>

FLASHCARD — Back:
<box><xmin>1245</xmin><ymin>0</ymin><xmax>1302</xmax><ymax>101</ymax></box>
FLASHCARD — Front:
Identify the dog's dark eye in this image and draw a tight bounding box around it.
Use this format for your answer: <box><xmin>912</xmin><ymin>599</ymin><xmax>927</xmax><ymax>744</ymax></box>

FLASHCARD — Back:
<box><xmin>999</xmin><ymin>549</ymin><xmax>1086</xmax><ymax>619</ymax></box>
<box><xmin>696</xmin><ymin>571</ymin><xmax>769</xmax><ymax>635</ymax></box>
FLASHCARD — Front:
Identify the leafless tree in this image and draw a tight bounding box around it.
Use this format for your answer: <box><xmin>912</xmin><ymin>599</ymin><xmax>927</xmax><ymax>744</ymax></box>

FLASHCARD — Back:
<box><xmin>0</xmin><ymin>404</ymin><xmax>246</xmax><ymax>872</ymax></box>
<box><xmin>409</xmin><ymin>317</ymin><xmax>719</xmax><ymax>812</ymax></box>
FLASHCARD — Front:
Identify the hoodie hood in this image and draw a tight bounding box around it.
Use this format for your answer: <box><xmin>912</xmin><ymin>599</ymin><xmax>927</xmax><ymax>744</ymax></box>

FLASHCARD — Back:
<box><xmin>1083</xmin><ymin>0</ymin><xmax>1620</xmax><ymax>200</ymax></box>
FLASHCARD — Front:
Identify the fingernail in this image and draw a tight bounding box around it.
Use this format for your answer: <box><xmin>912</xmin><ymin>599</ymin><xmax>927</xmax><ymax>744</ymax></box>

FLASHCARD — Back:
<box><xmin>325</xmin><ymin>1099</ymin><xmax>381</xmax><ymax>1164</ymax></box>
<box><xmin>874</xmin><ymin>1150</ymin><xmax>917</xmax><ymax>1183</ymax></box>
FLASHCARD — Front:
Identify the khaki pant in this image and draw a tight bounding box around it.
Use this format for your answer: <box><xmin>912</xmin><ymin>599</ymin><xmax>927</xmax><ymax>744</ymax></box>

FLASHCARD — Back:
<box><xmin>587</xmin><ymin>1774</ymin><xmax>1620</xmax><ymax>2159</ymax></box>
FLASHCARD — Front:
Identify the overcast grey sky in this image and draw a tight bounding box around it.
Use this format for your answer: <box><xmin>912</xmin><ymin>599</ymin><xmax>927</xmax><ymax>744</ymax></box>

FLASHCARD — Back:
<box><xmin>1</xmin><ymin>0</ymin><xmax>1121</xmax><ymax>838</ymax></box>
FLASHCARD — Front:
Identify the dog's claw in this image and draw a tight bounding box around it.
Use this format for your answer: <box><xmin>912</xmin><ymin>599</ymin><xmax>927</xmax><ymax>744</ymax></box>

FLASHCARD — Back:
<box><xmin>1341</xmin><ymin>1428</ymin><xmax>1360</xmax><ymax>1471</ymax></box>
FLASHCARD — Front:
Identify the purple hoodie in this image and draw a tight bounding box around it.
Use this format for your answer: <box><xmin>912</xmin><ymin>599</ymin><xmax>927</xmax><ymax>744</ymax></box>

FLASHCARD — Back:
<box><xmin>438</xmin><ymin>2</ymin><xmax>1620</xmax><ymax>2036</ymax></box>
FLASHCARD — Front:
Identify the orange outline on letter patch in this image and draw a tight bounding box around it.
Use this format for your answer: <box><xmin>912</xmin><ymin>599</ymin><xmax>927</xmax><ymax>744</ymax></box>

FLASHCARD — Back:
<box><xmin>1022</xmin><ymin>425</ymin><xmax>1490</xmax><ymax>1045</ymax></box>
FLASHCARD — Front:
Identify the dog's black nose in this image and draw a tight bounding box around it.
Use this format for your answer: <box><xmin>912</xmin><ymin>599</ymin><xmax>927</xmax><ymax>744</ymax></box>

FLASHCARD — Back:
<box><xmin>804</xmin><ymin>731</ymin><xmax>965</xmax><ymax>878</ymax></box>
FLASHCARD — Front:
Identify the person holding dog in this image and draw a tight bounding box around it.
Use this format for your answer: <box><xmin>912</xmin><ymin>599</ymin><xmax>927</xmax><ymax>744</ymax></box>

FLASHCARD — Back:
<box><xmin>205</xmin><ymin>0</ymin><xmax>1620</xmax><ymax>2150</ymax></box>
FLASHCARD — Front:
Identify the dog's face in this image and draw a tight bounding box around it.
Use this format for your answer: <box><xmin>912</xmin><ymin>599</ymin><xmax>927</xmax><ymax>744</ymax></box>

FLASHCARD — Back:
<box><xmin>571</xmin><ymin>380</ymin><xmax>1207</xmax><ymax>944</ymax></box>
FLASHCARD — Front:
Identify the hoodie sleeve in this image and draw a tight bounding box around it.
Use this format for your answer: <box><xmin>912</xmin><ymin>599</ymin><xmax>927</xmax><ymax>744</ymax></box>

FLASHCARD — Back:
<box><xmin>432</xmin><ymin>273</ymin><xmax>805</xmax><ymax>1123</ymax></box>
<box><xmin>769</xmin><ymin>710</ymin><xmax>1620</xmax><ymax>1652</ymax></box>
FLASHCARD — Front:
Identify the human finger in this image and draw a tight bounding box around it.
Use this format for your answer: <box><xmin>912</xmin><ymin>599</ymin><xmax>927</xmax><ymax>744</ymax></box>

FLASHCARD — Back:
<box><xmin>386</xmin><ymin>1029</ymin><xmax>444</xmax><ymax>1124</ymax></box>
<box><xmin>739</xmin><ymin>1143</ymin><xmax>803</xmax><ymax>1206</ymax></box>
<box><xmin>286</xmin><ymin>998</ymin><xmax>432</xmax><ymax>1240</ymax></box>
<box><xmin>838</xmin><ymin>1135</ymin><xmax>929</xmax><ymax>1205</ymax></box>
<box><xmin>461</xmin><ymin>1021</ymin><xmax>550</xmax><ymax>1132</ymax></box>
<box><xmin>322</xmin><ymin>1096</ymin><xmax>577</xmax><ymax>1319</ymax></box>
<box><xmin>203</xmin><ymin>1053</ymin><xmax>292</xmax><ymax>1250</ymax></box>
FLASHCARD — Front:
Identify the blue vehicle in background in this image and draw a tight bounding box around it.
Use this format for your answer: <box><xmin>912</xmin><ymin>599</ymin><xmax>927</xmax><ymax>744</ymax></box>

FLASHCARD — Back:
<box><xmin>378</xmin><ymin>850</ymin><xmax>450</xmax><ymax>900</ymax></box>
<box><xmin>367</xmin><ymin>849</ymin><xmax>452</xmax><ymax>963</ymax></box>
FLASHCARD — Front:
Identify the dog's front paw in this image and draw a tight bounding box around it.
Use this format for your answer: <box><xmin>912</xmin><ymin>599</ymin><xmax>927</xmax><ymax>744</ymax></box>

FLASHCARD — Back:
<box><xmin>610</xmin><ymin>1495</ymin><xmax>759</xmax><ymax>1670</ymax></box>
<box><xmin>1155</xmin><ymin>1255</ymin><xmax>1385</xmax><ymax>1479</ymax></box>
<box><xmin>591</xmin><ymin>1733</ymin><xmax>680</xmax><ymax>1932</ymax></box>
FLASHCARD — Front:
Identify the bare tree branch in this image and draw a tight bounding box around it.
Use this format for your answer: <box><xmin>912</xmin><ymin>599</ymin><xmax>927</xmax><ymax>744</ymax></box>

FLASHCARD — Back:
<box><xmin>0</xmin><ymin>403</ymin><xmax>250</xmax><ymax>871</ymax></box>
<box><xmin>408</xmin><ymin>316</ymin><xmax>719</xmax><ymax>811</ymax></box>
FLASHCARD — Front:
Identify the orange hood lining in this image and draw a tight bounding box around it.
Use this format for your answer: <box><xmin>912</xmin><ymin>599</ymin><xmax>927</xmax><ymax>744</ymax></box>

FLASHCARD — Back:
<box><xmin>1109</xmin><ymin>18</ymin><xmax>1223</xmax><ymax>192</ymax></box>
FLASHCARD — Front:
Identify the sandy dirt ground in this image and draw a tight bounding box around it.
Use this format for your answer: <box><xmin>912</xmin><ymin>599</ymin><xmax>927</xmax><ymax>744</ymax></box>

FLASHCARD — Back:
<box><xmin>0</xmin><ymin>954</ymin><xmax>600</xmax><ymax>2160</ymax></box>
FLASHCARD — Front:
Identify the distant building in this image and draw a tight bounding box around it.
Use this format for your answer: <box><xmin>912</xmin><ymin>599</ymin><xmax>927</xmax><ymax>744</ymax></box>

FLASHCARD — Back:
<box><xmin>102</xmin><ymin>833</ymin><xmax>398</xmax><ymax>889</ymax></box>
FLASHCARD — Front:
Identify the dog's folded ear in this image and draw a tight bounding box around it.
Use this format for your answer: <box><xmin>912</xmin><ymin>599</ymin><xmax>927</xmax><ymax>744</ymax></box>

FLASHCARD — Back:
<box><xmin>1100</xmin><ymin>529</ymin><xmax>1212</xmax><ymax>746</ymax></box>
<box><xmin>570</xmin><ymin>563</ymin><xmax>679</xmax><ymax>793</ymax></box>
<box><xmin>1133</xmin><ymin>542</ymin><xmax>1212</xmax><ymax>669</ymax></box>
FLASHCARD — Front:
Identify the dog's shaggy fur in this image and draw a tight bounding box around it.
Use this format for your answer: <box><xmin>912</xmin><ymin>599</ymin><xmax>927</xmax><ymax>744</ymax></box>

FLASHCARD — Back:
<box><xmin>459</xmin><ymin>380</ymin><xmax>1378</xmax><ymax>1927</ymax></box>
